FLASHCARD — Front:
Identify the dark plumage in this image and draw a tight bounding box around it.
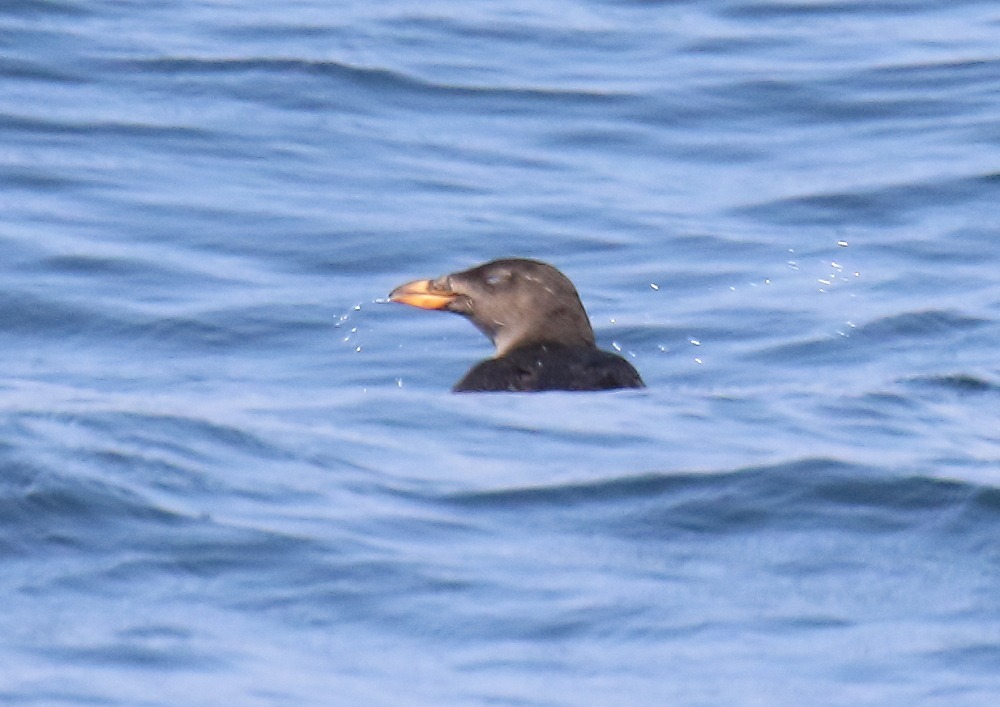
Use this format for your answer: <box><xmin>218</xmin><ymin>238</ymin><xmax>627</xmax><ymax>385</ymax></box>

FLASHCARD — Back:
<box><xmin>389</xmin><ymin>258</ymin><xmax>645</xmax><ymax>393</ymax></box>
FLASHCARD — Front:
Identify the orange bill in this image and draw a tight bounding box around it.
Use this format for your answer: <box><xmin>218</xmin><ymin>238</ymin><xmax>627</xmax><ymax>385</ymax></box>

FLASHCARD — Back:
<box><xmin>389</xmin><ymin>279</ymin><xmax>457</xmax><ymax>310</ymax></box>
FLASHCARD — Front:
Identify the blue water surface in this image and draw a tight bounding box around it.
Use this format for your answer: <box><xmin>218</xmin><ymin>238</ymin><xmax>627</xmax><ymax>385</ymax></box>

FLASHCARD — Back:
<box><xmin>1</xmin><ymin>0</ymin><xmax>999</xmax><ymax>704</ymax></box>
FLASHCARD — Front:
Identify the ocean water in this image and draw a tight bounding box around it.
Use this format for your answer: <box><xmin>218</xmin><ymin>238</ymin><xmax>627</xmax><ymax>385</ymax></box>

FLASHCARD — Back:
<box><xmin>1</xmin><ymin>0</ymin><xmax>999</xmax><ymax>704</ymax></box>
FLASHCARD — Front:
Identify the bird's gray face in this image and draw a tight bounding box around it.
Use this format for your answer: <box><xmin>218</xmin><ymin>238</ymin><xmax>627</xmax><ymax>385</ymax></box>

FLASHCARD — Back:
<box><xmin>390</xmin><ymin>259</ymin><xmax>596</xmax><ymax>356</ymax></box>
<box><xmin>444</xmin><ymin>262</ymin><xmax>522</xmax><ymax>347</ymax></box>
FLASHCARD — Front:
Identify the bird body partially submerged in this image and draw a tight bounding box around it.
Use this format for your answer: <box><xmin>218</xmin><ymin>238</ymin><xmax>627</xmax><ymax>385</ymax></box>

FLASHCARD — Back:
<box><xmin>389</xmin><ymin>258</ymin><xmax>644</xmax><ymax>393</ymax></box>
<box><xmin>454</xmin><ymin>343</ymin><xmax>644</xmax><ymax>393</ymax></box>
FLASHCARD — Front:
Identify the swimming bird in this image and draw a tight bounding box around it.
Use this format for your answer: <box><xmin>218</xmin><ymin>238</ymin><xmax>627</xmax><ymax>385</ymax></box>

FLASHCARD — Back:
<box><xmin>389</xmin><ymin>258</ymin><xmax>645</xmax><ymax>392</ymax></box>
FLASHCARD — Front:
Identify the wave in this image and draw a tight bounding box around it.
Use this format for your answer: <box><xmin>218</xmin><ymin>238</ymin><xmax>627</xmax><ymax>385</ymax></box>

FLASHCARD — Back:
<box><xmin>442</xmin><ymin>457</ymin><xmax>1000</xmax><ymax>535</ymax></box>
<box><xmin>111</xmin><ymin>56</ymin><xmax>630</xmax><ymax>106</ymax></box>
<box><xmin>746</xmin><ymin>309</ymin><xmax>988</xmax><ymax>366</ymax></box>
<box><xmin>736</xmin><ymin>173</ymin><xmax>1000</xmax><ymax>226</ymax></box>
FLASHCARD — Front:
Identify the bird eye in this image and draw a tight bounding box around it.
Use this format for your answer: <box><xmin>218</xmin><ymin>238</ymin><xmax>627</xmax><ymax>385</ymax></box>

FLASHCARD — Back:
<box><xmin>485</xmin><ymin>271</ymin><xmax>510</xmax><ymax>287</ymax></box>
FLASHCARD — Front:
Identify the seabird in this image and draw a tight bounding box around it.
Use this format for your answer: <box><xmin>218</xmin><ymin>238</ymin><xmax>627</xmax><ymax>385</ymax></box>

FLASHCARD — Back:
<box><xmin>389</xmin><ymin>258</ymin><xmax>645</xmax><ymax>392</ymax></box>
